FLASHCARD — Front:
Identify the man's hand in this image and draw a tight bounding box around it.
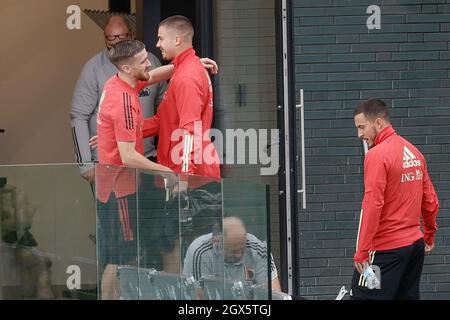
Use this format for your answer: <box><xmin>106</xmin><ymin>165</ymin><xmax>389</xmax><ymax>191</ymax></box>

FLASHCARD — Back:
<box><xmin>161</xmin><ymin>170</ymin><xmax>178</xmax><ymax>189</ymax></box>
<box><xmin>200</xmin><ymin>58</ymin><xmax>219</xmax><ymax>75</ymax></box>
<box><xmin>354</xmin><ymin>260</ymin><xmax>368</xmax><ymax>274</ymax></box>
<box><xmin>425</xmin><ymin>242</ymin><xmax>435</xmax><ymax>253</ymax></box>
<box><xmin>171</xmin><ymin>180</ymin><xmax>189</xmax><ymax>199</ymax></box>
<box><xmin>81</xmin><ymin>168</ymin><xmax>95</xmax><ymax>184</ymax></box>
<box><xmin>89</xmin><ymin>135</ymin><xmax>98</xmax><ymax>150</ymax></box>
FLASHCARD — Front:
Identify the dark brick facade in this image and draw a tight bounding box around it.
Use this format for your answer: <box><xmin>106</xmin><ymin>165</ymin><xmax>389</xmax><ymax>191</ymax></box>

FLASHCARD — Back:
<box><xmin>293</xmin><ymin>0</ymin><xmax>450</xmax><ymax>299</ymax></box>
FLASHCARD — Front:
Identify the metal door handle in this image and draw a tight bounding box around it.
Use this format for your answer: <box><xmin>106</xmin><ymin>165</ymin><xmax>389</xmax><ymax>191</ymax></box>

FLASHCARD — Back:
<box><xmin>296</xmin><ymin>89</ymin><xmax>306</xmax><ymax>209</ymax></box>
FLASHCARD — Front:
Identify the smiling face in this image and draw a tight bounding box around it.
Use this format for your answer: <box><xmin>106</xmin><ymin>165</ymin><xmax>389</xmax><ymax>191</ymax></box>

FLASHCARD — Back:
<box><xmin>156</xmin><ymin>25</ymin><xmax>178</xmax><ymax>61</ymax></box>
<box><xmin>128</xmin><ymin>49</ymin><xmax>151</xmax><ymax>81</ymax></box>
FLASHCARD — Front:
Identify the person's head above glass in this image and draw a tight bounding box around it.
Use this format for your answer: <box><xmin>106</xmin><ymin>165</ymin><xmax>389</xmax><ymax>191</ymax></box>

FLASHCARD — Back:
<box><xmin>104</xmin><ymin>15</ymin><xmax>134</xmax><ymax>49</ymax></box>
<box><xmin>108</xmin><ymin>40</ymin><xmax>151</xmax><ymax>82</ymax></box>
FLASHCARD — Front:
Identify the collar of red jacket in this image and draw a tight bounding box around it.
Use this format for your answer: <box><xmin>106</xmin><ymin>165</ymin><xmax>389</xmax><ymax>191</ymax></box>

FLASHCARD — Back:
<box><xmin>114</xmin><ymin>74</ymin><xmax>138</xmax><ymax>91</ymax></box>
<box><xmin>173</xmin><ymin>47</ymin><xmax>196</xmax><ymax>68</ymax></box>
<box><xmin>374</xmin><ymin>125</ymin><xmax>396</xmax><ymax>146</ymax></box>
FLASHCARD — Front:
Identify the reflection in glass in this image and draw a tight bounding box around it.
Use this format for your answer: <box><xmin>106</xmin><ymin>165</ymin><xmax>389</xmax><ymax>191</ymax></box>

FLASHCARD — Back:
<box><xmin>1</xmin><ymin>178</ymin><xmax>54</xmax><ymax>299</ymax></box>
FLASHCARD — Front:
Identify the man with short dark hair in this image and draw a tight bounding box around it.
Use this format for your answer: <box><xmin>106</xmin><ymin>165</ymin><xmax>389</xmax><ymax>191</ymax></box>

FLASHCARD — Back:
<box><xmin>143</xmin><ymin>15</ymin><xmax>221</xmax><ymax>181</ymax></box>
<box><xmin>71</xmin><ymin>15</ymin><xmax>166</xmax><ymax>184</ymax></box>
<box><xmin>95</xmin><ymin>39</ymin><xmax>218</xmax><ymax>299</ymax></box>
<box><xmin>97</xmin><ymin>40</ymin><xmax>176</xmax><ymax>173</ymax></box>
<box><xmin>96</xmin><ymin>39</ymin><xmax>176</xmax><ymax>300</ymax></box>
<box><xmin>351</xmin><ymin>98</ymin><xmax>439</xmax><ymax>300</ymax></box>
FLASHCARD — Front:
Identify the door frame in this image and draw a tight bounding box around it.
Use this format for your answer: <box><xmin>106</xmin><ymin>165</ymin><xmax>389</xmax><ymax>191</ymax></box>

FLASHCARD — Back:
<box><xmin>276</xmin><ymin>0</ymin><xmax>300</xmax><ymax>296</ymax></box>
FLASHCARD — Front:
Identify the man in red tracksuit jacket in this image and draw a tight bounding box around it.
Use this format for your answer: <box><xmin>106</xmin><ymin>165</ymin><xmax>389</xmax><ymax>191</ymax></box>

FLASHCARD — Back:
<box><xmin>143</xmin><ymin>15</ymin><xmax>221</xmax><ymax>183</ymax></box>
<box><xmin>351</xmin><ymin>99</ymin><xmax>439</xmax><ymax>300</ymax></box>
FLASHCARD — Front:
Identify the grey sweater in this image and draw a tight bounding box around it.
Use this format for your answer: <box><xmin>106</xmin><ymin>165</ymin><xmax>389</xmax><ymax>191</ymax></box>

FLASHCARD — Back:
<box><xmin>70</xmin><ymin>49</ymin><xmax>166</xmax><ymax>174</ymax></box>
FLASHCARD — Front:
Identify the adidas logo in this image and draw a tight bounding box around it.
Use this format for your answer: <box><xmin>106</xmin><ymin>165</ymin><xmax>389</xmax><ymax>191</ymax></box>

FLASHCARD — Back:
<box><xmin>403</xmin><ymin>146</ymin><xmax>421</xmax><ymax>169</ymax></box>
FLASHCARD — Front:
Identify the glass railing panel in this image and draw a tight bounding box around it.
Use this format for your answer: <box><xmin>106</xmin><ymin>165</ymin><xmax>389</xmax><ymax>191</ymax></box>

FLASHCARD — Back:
<box><xmin>95</xmin><ymin>163</ymin><xmax>139</xmax><ymax>300</ymax></box>
<box><xmin>177</xmin><ymin>173</ymin><xmax>223</xmax><ymax>300</ymax></box>
<box><xmin>0</xmin><ymin>164</ymin><xmax>97</xmax><ymax>300</ymax></box>
<box><xmin>135</xmin><ymin>168</ymin><xmax>181</xmax><ymax>300</ymax></box>
<box><xmin>95</xmin><ymin>164</ymin><xmax>276</xmax><ymax>300</ymax></box>
<box><xmin>222</xmin><ymin>179</ymin><xmax>273</xmax><ymax>300</ymax></box>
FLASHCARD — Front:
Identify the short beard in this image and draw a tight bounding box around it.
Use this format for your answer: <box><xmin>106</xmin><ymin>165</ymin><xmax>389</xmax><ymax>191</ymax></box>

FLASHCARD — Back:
<box><xmin>137</xmin><ymin>72</ymin><xmax>150</xmax><ymax>82</ymax></box>
<box><xmin>368</xmin><ymin>127</ymin><xmax>378</xmax><ymax>148</ymax></box>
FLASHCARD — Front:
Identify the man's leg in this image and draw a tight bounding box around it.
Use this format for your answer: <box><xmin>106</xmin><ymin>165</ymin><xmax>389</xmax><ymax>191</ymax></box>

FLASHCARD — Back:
<box><xmin>97</xmin><ymin>194</ymin><xmax>125</xmax><ymax>300</ymax></box>
<box><xmin>101</xmin><ymin>264</ymin><xmax>119</xmax><ymax>300</ymax></box>
<box><xmin>137</xmin><ymin>172</ymin><xmax>168</xmax><ymax>271</ymax></box>
<box><xmin>395</xmin><ymin>239</ymin><xmax>425</xmax><ymax>300</ymax></box>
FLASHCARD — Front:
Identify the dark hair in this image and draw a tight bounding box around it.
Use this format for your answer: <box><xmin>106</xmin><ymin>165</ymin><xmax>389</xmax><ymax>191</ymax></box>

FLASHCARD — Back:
<box><xmin>354</xmin><ymin>98</ymin><xmax>391</xmax><ymax>123</ymax></box>
<box><xmin>159</xmin><ymin>15</ymin><xmax>194</xmax><ymax>40</ymax></box>
<box><xmin>108</xmin><ymin>39</ymin><xmax>145</xmax><ymax>68</ymax></box>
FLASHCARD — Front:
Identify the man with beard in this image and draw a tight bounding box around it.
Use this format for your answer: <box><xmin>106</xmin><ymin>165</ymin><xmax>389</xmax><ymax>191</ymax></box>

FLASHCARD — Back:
<box><xmin>71</xmin><ymin>15</ymin><xmax>166</xmax><ymax>185</ymax></box>
<box><xmin>95</xmin><ymin>39</ymin><xmax>176</xmax><ymax>299</ymax></box>
<box><xmin>96</xmin><ymin>39</ymin><xmax>218</xmax><ymax>299</ymax></box>
<box><xmin>183</xmin><ymin>216</ymin><xmax>281</xmax><ymax>292</ymax></box>
<box><xmin>351</xmin><ymin>98</ymin><xmax>439</xmax><ymax>300</ymax></box>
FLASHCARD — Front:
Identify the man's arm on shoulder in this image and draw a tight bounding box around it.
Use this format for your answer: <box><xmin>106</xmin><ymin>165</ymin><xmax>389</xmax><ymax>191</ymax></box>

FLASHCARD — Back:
<box><xmin>145</xmin><ymin>57</ymin><xmax>219</xmax><ymax>87</ymax></box>
<box><xmin>146</xmin><ymin>64</ymin><xmax>175</xmax><ymax>86</ymax></box>
<box><xmin>147</xmin><ymin>53</ymin><xmax>168</xmax><ymax>107</ymax></box>
<box><xmin>70</xmin><ymin>58</ymin><xmax>99</xmax><ymax>176</ymax></box>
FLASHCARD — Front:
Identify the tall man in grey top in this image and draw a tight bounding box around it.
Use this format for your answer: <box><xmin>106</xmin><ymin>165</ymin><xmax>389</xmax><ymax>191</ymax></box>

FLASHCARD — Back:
<box><xmin>71</xmin><ymin>15</ymin><xmax>166</xmax><ymax>183</ymax></box>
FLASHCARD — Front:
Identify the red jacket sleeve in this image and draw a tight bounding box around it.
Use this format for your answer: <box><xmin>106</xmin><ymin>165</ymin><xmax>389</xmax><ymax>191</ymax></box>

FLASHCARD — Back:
<box><xmin>421</xmin><ymin>161</ymin><xmax>439</xmax><ymax>245</ymax></box>
<box><xmin>173</xmin><ymin>77</ymin><xmax>204</xmax><ymax>175</ymax></box>
<box><xmin>354</xmin><ymin>151</ymin><xmax>387</xmax><ymax>263</ymax></box>
<box><xmin>143</xmin><ymin>114</ymin><xmax>160</xmax><ymax>138</ymax></box>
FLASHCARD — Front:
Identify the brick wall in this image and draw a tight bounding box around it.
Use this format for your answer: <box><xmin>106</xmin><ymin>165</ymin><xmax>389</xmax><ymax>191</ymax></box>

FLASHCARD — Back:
<box><xmin>293</xmin><ymin>0</ymin><xmax>450</xmax><ymax>299</ymax></box>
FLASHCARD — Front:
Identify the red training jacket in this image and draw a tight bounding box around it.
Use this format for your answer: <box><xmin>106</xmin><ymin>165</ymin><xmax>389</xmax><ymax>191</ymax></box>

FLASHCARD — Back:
<box><xmin>354</xmin><ymin>126</ymin><xmax>439</xmax><ymax>263</ymax></box>
<box><xmin>96</xmin><ymin>76</ymin><xmax>147</xmax><ymax>203</ymax></box>
<box><xmin>143</xmin><ymin>48</ymin><xmax>220</xmax><ymax>180</ymax></box>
